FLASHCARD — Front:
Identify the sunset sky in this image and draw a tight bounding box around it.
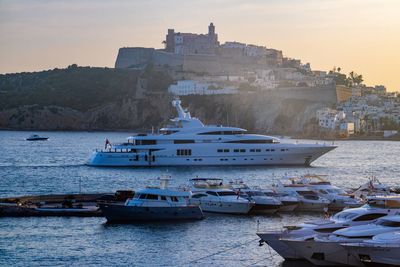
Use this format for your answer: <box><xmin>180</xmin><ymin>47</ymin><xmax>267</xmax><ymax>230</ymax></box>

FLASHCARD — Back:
<box><xmin>1</xmin><ymin>0</ymin><xmax>399</xmax><ymax>91</ymax></box>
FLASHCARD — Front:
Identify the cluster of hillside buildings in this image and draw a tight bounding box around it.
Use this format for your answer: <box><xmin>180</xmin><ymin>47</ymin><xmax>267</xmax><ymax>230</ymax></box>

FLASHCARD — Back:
<box><xmin>317</xmin><ymin>85</ymin><xmax>400</xmax><ymax>137</ymax></box>
<box><xmin>116</xmin><ymin>23</ymin><xmax>335</xmax><ymax>96</ymax></box>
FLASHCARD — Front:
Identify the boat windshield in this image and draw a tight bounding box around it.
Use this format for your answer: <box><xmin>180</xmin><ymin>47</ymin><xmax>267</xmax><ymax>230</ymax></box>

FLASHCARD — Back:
<box><xmin>326</xmin><ymin>188</ymin><xmax>347</xmax><ymax>194</ymax></box>
<box><xmin>217</xmin><ymin>191</ymin><xmax>237</xmax><ymax>197</ymax></box>
<box><xmin>246</xmin><ymin>191</ymin><xmax>266</xmax><ymax>197</ymax></box>
<box><xmin>376</xmin><ymin>219</ymin><xmax>400</xmax><ymax>227</ymax></box>
<box><xmin>332</xmin><ymin>211</ymin><xmax>359</xmax><ymax>221</ymax></box>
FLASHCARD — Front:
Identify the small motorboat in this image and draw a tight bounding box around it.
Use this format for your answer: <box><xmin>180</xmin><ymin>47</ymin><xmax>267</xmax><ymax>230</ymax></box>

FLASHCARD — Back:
<box><xmin>99</xmin><ymin>177</ymin><xmax>204</xmax><ymax>223</ymax></box>
<box><xmin>26</xmin><ymin>134</ymin><xmax>49</xmax><ymax>141</ymax></box>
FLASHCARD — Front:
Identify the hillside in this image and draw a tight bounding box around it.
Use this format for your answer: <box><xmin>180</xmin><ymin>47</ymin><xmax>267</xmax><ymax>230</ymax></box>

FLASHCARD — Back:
<box><xmin>0</xmin><ymin>66</ymin><xmax>336</xmax><ymax>133</ymax></box>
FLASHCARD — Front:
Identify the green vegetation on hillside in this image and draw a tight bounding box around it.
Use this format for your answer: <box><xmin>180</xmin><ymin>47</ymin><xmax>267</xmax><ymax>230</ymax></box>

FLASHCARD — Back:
<box><xmin>0</xmin><ymin>66</ymin><xmax>141</xmax><ymax>111</ymax></box>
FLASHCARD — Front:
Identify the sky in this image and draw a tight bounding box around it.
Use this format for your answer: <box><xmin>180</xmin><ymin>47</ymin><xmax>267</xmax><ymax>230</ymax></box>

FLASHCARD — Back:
<box><xmin>0</xmin><ymin>0</ymin><xmax>399</xmax><ymax>91</ymax></box>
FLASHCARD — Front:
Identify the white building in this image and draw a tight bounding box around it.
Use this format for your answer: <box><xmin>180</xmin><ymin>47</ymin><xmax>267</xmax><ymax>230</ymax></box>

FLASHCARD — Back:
<box><xmin>316</xmin><ymin>108</ymin><xmax>345</xmax><ymax>130</ymax></box>
<box><xmin>168</xmin><ymin>80</ymin><xmax>238</xmax><ymax>96</ymax></box>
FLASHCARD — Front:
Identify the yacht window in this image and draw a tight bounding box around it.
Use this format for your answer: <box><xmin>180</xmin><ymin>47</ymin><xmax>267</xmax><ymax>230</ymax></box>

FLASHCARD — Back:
<box><xmin>217</xmin><ymin>191</ymin><xmax>237</xmax><ymax>196</ymax></box>
<box><xmin>281</xmin><ymin>149</ymin><xmax>285</xmax><ymax>152</ymax></box>
<box><xmin>247</xmin><ymin>191</ymin><xmax>265</xmax><ymax>196</ymax></box>
<box><xmin>352</xmin><ymin>213</ymin><xmax>387</xmax><ymax>222</ymax></box>
<box><xmin>137</xmin><ymin>140</ymin><xmax>157</xmax><ymax>145</ymax></box>
<box><xmin>160</xmin><ymin>196</ymin><xmax>167</xmax><ymax>201</ymax></box>
<box><xmin>198</xmin><ymin>131</ymin><xmax>244</xmax><ymax>135</ymax></box>
<box><xmin>192</xmin><ymin>193</ymin><xmax>207</xmax><ymax>198</ymax></box>
<box><xmin>223</xmin><ymin>149</ymin><xmax>229</xmax><ymax>153</ymax></box>
<box><xmin>139</xmin><ymin>194</ymin><xmax>146</xmax><ymax>199</ymax></box>
<box><xmin>146</xmin><ymin>194</ymin><xmax>158</xmax><ymax>200</ymax></box>
<box><xmin>225</xmin><ymin>140</ymin><xmax>274</xmax><ymax>144</ymax></box>
<box><xmin>297</xmin><ymin>191</ymin><xmax>317</xmax><ymax>196</ymax></box>
<box><xmin>271</xmin><ymin>149</ymin><xmax>275</xmax><ymax>152</ymax></box>
<box><xmin>319</xmin><ymin>190</ymin><xmax>328</xmax><ymax>194</ymax></box>
<box><xmin>266</xmin><ymin>149</ymin><xmax>270</xmax><ymax>152</ymax></box>
<box><xmin>250</xmin><ymin>149</ymin><xmax>255</xmax><ymax>152</ymax></box>
<box><xmin>256</xmin><ymin>149</ymin><xmax>261</xmax><ymax>152</ymax></box>
<box><xmin>171</xmin><ymin>196</ymin><xmax>179</xmax><ymax>202</ymax></box>
<box><xmin>376</xmin><ymin>219</ymin><xmax>400</xmax><ymax>227</ymax></box>
<box><xmin>206</xmin><ymin>191</ymin><xmax>218</xmax><ymax>196</ymax></box>
<box><xmin>177</xmin><ymin>149</ymin><xmax>192</xmax><ymax>156</ymax></box>
<box><xmin>217</xmin><ymin>149</ymin><xmax>223</xmax><ymax>153</ymax></box>
<box><xmin>314</xmin><ymin>227</ymin><xmax>345</xmax><ymax>233</ymax></box>
<box><xmin>234</xmin><ymin>149</ymin><xmax>239</xmax><ymax>152</ymax></box>
<box><xmin>303</xmin><ymin>195</ymin><xmax>319</xmax><ymax>200</ymax></box>
<box><xmin>174</xmin><ymin>140</ymin><xmax>195</xmax><ymax>144</ymax></box>
<box><xmin>240</xmin><ymin>149</ymin><xmax>246</xmax><ymax>153</ymax></box>
<box><xmin>198</xmin><ymin>131</ymin><xmax>222</xmax><ymax>135</ymax></box>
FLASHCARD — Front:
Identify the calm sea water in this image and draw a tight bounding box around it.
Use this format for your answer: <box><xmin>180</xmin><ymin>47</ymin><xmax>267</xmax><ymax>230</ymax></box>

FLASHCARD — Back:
<box><xmin>0</xmin><ymin>131</ymin><xmax>399</xmax><ymax>266</ymax></box>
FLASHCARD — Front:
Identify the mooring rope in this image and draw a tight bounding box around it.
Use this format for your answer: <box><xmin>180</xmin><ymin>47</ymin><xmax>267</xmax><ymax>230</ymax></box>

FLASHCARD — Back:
<box><xmin>186</xmin><ymin>237</ymin><xmax>260</xmax><ymax>264</ymax></box>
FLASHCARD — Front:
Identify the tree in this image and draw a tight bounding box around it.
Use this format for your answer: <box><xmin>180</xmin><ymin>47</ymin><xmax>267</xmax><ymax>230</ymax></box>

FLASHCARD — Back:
<box><xmin>348</xmin><ymin>71</ymin><xmax>363</xmax><ymax>86</ymax></box>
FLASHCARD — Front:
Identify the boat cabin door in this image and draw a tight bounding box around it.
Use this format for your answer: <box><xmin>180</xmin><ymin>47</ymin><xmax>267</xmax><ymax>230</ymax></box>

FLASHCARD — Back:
<box><xmin>145</xmin><ymin>150</ymin><xmax>155</xmax><ymax>166</ymax></box>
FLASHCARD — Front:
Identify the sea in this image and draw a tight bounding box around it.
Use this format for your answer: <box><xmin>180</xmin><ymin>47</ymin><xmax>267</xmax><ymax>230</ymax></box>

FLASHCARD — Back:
<box><xmin>0</xmin><ymin>130</ymin><xmax>399</xmax><ymax>267</ymax></box>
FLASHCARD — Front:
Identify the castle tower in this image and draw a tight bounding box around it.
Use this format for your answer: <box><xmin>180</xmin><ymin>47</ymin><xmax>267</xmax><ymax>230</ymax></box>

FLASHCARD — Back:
<box><xmin>165</xmin><ymin>29</ymin><xmax>175</xmax><ymax>53</ymax></box>
<box><xmin>208</xmin><ymin>23</ymin><xmax>215</xmax><ymax>36</ymax></box>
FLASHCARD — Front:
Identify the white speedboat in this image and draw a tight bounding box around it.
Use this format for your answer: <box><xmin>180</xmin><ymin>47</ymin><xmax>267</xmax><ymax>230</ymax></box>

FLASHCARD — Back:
<box><xmin>272</xmin><ymin>177</ymin><xmax>330</xmax><ymax>212</ymax></box>
<box><xmin>341</xmin><ymin>231</ymin><xmax>400</xmax><ymax>266</ymax></box>
<box><xmin>188</xmin><ymin>178</ymin><xmax>254</xmax><ymax>214</ymax></box>
<box><xmin>26</xmin><ymin>134</ymin><xmax>49</xmax><ymax>141</ymax></box>
<box><xmin>99</xmin><ymin>178</ymin><xmax>204</xmax><ymax>222</ymax></box>
<box><xmin>229</xmin><ymin>179</ymin><xmax>282</xmax><ymax>214</ymax></box>
<box><xmin>257</xmin><ymin>196</ymin><xmax>400</xmax><ymax>261</ymax></box>
<box><xmin>282</xmin><ymin>215</ymin><xmax>400</xmax><ymax>266</ymax></box>
<box><xmin>87</xmin><ymin>99</ymin><xmax>336</xmax><ymax>166</ymax></box>
<box><xmin>295</xmin><ymin>174</ymin><xmax>362</xmax><ymax>211</ymax></box>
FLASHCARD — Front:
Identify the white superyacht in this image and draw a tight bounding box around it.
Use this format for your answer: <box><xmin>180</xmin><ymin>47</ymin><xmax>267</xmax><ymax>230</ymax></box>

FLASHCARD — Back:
<box><xmin>87</xmin><ymin>99</ymin><xmax>336</xmax><ymax>167</ymax></box>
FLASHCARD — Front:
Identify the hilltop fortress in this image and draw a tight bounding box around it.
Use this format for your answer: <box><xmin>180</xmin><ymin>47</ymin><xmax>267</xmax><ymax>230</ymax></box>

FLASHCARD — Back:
<box><xmin>115</xmin><ymin>23</ymin><xmax>285</xmax><ymax>74</ymax></box>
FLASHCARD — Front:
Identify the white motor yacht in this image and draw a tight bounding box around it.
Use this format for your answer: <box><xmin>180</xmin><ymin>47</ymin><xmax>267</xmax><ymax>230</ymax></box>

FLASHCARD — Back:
<box><xmin>296</xmin><ymin>174</ymin><xmax>362</xmax><ymax>211</ymax></box>
<box><xmin>341</xmin><ymin>231</ymin><xmax>400</xmax><ymax>266</ymax></box>
<box><xmin>188</xmin><ymin>178</ymin><xmax>254</xmax><ymax>214</ymax></box>
<box><xmin>228</xmin><ymin>179</ymin><xmax>282</xmax><ymax>214</ymax></box>
<box><xmin>87</xmin><ymin>99</ymin><xmax>336</xmax><ymax>166</ymax></box>
<box><xmin>257</xmin><ymin>196</ymin><xmax>400</xmax><ymax>261</ymax></box>
<box><xmin>281</xmin><ymin>215</ymin><xmax>400</xmax><ymax>266</ymax></box>
<box><xmin>272</xmin><ymin>177</ymin><xmax>330</xmax><ymax>212</ymax></box>
<box><xmin>351</xmin><ymin>177</ymin><xmax>393</xmax><ymax>200</ymax></box>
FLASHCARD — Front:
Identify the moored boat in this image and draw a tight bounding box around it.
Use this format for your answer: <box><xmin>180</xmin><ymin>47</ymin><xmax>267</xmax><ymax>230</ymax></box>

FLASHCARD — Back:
<box><xmin>99</xmin><ymin>178</ymin><xmax>204</xmax><ymax>223</ymax></box>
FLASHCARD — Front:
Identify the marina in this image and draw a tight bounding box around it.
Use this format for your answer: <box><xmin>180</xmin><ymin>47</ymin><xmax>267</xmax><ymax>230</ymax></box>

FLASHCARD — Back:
<box><xmin>1</xmin><ymin>130</ymin><xmax>399</xmax><ymax>266</ymax></box>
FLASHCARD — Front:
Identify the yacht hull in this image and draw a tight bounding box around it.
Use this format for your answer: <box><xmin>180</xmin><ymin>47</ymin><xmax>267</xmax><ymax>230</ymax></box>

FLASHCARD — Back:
<box><xmin>257</xmin><ymin>231</ymin><xmax>303</xmax><ymax>260</ymax></box>
<box><xmin>295</xmin><ymin>201</ymin><xmax>329</xmax><ymax>212</ymax></box>
<box><xmin>190</xmin><ymin>200</ymin><xmax>252</xmax><ymax>214</ymax></box>
<box><xmin>342</xmin><ymin>244</ymin><xmax>400</xmax><ymax>266</ymax></box>
<box><xmin>87</xmin><ymin>145</ymin><xmax>336</xmax><ymax>167</ymax></box>
<box><xmin>278</xmin><ymin>201</ymin><xmax>298</xmax><ymax>212</ymax></box>
<box><xmin>282</xmin><ymin>239</ymin><xmax>364</xmax><ymax>266</ymax></box>
<box><xmin>99</xmin><ymin>203</ymin><xmax>204</xmax><ymax>223</ymax></box>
